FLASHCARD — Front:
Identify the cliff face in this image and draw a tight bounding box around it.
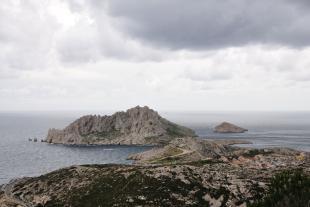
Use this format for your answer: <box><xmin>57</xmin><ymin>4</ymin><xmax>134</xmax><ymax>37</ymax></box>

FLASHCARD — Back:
<box><xmin>214</xmin><ymin>122</ymin><xmax>248</xmax><ymax>133</ymax></box>
<box><xmin>46</xmin><ymin>106</ymin><xmax>196</xmax><ymax>145</ymax></box>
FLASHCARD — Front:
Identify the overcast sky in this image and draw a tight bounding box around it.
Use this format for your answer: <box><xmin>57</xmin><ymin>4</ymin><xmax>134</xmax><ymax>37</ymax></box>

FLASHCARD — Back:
<box><xmin>1</xmin><ymin>0</ymin><xmax>310</xmax><ymax>111</ymax></box>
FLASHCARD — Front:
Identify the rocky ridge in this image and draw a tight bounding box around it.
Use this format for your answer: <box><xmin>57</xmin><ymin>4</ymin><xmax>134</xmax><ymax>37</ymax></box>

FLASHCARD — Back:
<box><xmin>46</xmin><ymin>106</ymin><xmax>196</xmax><ymax>145</ymax></box>
<box><xmin>127</xmin><ymin>137</ymin><xmax>306</xmax><ymax>167</ymax></box>
<box><xmin>214</xmin><ymin>122</ymin><xmax>248</xmax><ymax>133</ymax></box>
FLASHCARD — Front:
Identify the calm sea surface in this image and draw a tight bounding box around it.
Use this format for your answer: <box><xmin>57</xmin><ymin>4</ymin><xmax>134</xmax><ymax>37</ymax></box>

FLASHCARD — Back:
<box><xmin>0</xmin><ymin>111</ymin><xmax>309</xmax><ymax>184</ymax></box>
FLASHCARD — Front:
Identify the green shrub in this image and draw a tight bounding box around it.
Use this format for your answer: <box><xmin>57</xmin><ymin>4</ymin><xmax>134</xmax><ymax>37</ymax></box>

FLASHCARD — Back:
<box><xmin>250</xmin><ymin>169</ymin><xmax>310</xmax><ymax>207</ymax></box>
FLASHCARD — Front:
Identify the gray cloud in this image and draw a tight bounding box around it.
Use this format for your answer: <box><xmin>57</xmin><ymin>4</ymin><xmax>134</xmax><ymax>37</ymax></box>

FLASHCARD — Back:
<box><xmin>55</xmin><ymin>0</ymin><xmax>169</xmax><ymax>63</ymax></box>
<box><xmin>183</xmin><ymin>69</ymin><xmax>232</xmax><ymax>82</ymax></box>
<box><xmin>104</xmin><ymin>0</ymin><xmax>310</xmax><ymax>50</ymax></box>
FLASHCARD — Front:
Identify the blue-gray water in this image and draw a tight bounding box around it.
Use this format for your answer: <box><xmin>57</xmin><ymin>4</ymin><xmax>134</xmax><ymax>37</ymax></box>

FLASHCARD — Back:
<box><xmin>0</xmin><ymin>111</ymin><xmax>310</xmax><ymax>184</ymax></box>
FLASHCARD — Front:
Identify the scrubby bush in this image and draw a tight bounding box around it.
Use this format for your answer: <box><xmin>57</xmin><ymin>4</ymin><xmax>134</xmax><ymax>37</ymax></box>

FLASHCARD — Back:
<box><xmin>250</xmin><ymin>169</ymin><xmax>310</xmax><ymax>207</ymax></box>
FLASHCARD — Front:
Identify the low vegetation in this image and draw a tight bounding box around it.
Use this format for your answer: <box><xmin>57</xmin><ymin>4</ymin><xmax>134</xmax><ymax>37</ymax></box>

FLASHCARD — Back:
<box><xmin>166</xmin><ymin>122</ymin><xmax>194</xmax><ymax>137</ymax></box>
<box><xmin>249</xmin><ymin>169</ymin><xmax>310</xmax><ymax>207</ymax></box>
<box><xmin>242</xmin><ymin>149</ymin><xmax>273</xmax><ymax>158</ymax></box>
<box><xmin>82</xmin><ymin>130</ymin><xmax>122</xmax><ymax>142</ymax></box>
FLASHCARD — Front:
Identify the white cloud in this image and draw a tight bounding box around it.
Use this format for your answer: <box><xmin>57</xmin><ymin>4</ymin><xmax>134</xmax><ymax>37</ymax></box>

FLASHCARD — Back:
<box><xmin>0</xmin><ymin>0</ymin><xmax>60</xmax><ymax>71</ymax></box>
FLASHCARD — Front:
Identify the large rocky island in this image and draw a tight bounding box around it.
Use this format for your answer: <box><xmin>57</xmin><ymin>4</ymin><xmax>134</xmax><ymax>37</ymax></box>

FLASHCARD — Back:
<box><xmin>46</xmin><ymin>106</ymin><xmax>196</xmax><ymax>145</ymax></box>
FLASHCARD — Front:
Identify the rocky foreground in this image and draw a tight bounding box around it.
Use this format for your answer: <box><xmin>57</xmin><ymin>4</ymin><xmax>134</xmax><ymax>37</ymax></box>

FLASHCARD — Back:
<box><xmin>1</xmin><ymin>137</ymin><xmax>309</xmax><ymax>207</ymax></box>
<box><xmin>46</xmin><ymin>106</ymin><xmax>196</xmax><ymax>145</ymax></box>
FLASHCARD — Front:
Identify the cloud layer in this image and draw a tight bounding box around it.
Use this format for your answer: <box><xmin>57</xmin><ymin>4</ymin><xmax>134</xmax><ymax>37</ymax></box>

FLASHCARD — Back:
<box><xmin>107</xmin><ymin>0</ymin><xmax>310</xmax><ymax>49</ymax></box>
<box><xmin>0</xmin><ymin>0</ymin><xmax>310</xmax><ymax>111</ymax></box>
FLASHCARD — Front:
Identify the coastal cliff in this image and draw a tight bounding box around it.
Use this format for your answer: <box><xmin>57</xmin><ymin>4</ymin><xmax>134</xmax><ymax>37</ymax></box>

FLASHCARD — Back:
<box><xmin>46</xmin><ymin>106</ymin><xmax>196</xmax><ymax>145</ymax></box>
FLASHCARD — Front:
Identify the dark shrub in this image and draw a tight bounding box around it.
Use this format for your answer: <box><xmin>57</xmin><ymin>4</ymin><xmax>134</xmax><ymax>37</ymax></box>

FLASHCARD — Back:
<box><xmin>250</xmin><ymin>169</ymin><xmax>310</xmax><ymax>207</ymax></box>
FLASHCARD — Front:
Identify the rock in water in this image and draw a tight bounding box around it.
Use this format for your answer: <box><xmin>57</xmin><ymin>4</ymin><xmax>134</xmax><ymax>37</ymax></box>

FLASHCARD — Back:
<box><xmin>45</xmin><ymin>106</ymin><xmax>196</xmax><ymax>145</ymax></box>
<box><xmin>214</xmin><ymin>122</ymin><xmax>248</xmax><ymax>133</ymax></box>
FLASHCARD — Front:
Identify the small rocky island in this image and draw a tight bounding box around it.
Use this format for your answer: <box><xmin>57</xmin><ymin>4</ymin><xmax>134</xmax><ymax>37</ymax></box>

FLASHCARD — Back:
<box><xmin>214</xmin><ymin>122</ymin><xmax>248</xmax><ymax>133</ymax></box>
<box><xmin>46</xmin><ymin>106</ymin><xmax>196</xmax><ymax>145</ymax></box>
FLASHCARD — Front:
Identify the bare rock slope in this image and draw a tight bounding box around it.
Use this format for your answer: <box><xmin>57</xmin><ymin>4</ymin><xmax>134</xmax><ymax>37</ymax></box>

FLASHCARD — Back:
<box><xmin>46</xmin><ymin>106</ymin><xmax>196</xmax><ymax>145</ymax></box>
<box><xmin>214</xmin><ymin>122</ymin><xmax>248</xmax><ymax>133</ymax></box>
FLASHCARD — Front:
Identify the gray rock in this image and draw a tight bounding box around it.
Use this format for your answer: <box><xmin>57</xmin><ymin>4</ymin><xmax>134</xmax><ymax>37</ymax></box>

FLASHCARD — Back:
<box><xmin>45</xmin><ymin>106</ymin><xmax>196</xmax><ymax>145</ymax></box>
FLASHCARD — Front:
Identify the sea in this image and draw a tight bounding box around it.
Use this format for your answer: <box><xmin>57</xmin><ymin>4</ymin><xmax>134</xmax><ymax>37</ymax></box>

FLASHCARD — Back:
<box><xmin>0</xmin><ymin>111</ymin><xmax>309</xmax><ymax>185</ymax></box>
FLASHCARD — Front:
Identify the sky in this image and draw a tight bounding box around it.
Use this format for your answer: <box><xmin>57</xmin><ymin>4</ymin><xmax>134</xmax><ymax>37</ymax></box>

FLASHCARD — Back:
<box><xmin>1</xmin><ymin>0</ymin><xmax>310</xmax><ymax>111</ymax></box>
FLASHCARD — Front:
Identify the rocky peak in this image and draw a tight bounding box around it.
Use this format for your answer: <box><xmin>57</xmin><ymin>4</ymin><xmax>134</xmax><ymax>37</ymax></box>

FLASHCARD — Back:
<box><xmin>126</xmin><ymin>105</ymin><xmax>154</xmax><ymax>114</ymax></box>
